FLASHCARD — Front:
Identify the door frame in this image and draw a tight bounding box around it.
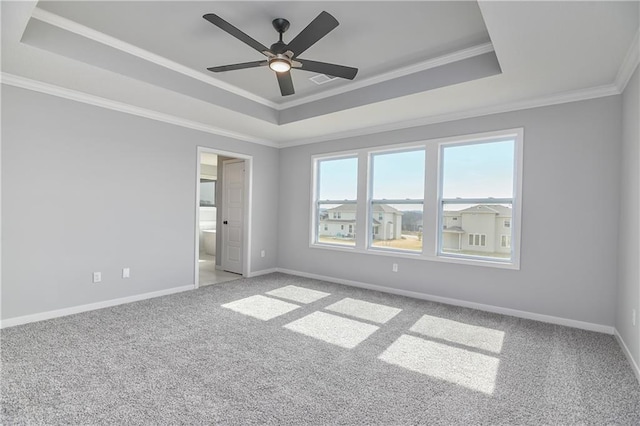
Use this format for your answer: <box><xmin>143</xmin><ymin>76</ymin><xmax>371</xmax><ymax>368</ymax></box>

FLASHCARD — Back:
<box><xmin>194</xmin><ymin>147</ymin><xmax>253</xmax><ymax>288</ymax></box>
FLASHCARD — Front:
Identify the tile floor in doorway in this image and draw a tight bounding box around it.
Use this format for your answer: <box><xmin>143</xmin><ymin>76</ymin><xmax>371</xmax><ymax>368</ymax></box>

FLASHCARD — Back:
<box><xmin>199</xmin><ymin>253</ymin><xmax>242</xmax><ymax>286</ymax></box>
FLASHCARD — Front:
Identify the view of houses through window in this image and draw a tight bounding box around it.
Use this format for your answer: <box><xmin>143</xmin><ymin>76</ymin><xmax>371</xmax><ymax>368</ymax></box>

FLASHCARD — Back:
<box><xmin>316</xmin><ymin>156</ymin><xmax>358</xmax><ymax>247</ymax></box>
<box><xmin>441</xmin><ymin>204</ymin><xmax>512</xmax><ymax>258</ymax></box>
<box><xmin>369</xmin><ymin>149</ymin><xmax>425</xmax><ymax>252</ymax></box>
<box><xmin>439</xmin><ymin>139</ymin><xmax>515</xmax><ymax>260</ymax></box>
<box><xmin>312</xmin><ymin>129</ymin><xmax>521</xmax><ymax>267</ymax></box>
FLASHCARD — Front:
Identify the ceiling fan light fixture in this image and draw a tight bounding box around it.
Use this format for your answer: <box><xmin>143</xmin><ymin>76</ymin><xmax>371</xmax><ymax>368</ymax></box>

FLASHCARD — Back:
<box><xmin>269</xmin><ymin>57</ymin><xmax>291</xmax><ymax>73</ymax></box>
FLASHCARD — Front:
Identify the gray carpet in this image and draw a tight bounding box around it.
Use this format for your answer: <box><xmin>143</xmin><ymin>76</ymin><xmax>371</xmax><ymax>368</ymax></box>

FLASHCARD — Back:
<box><xmin>2</xmin><ymin>272</ymin><xmax>639</xmax><ymax>425</ymax></box>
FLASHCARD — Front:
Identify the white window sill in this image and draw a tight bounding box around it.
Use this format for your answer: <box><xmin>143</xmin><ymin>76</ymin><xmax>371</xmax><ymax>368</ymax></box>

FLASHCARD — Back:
<box><xmin>309</xmin><ymin>243</ymin><xmax>520</xmax><ymax>270</ymax></box>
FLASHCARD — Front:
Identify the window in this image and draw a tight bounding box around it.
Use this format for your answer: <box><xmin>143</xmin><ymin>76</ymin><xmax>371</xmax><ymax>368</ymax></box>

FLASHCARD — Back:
<box><xmin>199</xmin><ymin>179</ymin><xmax>216</xmax><ymax>207</ymax></box>
<box><xmin>310</xmin><ymin>128</ymin><xmax>522</xmax><ymax>269</ymax></box>
<box><xmin>369</xmin><ymin>149</ymin><xmax>425</xmax><ymax>252</ymax></box>
<box><xmin>313</xmin><ymin>156</ymin><xmax>358</xmax><ymax>247</ymax></box>
<box><xmin>440</xmin><ymin>138</ymin><xmax>516</xmax><ymax>262</ymax></box>
<box><xmin>468</xmin><ymin>233</ymin><xmax>487</xmax><ymax>247</ymax></box>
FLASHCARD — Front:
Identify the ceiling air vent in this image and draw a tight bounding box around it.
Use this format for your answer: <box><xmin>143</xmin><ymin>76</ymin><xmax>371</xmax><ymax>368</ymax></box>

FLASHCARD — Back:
<box><xmin>310</xmin><ymin>74</ymin><xmax>338</xmax><ymax>85</ymax></box>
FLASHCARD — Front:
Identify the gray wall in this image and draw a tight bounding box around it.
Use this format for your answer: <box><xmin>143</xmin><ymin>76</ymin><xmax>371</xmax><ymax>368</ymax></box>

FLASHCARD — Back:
<box><xmin>1</xmin><ymin>85</ymin><xmax>279</xmax><ymax>320</ymax></box>
<box><xmin>278</xmin><ymin>96</ymin><xmax>622</xmax><ymax>327</ymax></box>
<box><xmin>616</xmin><ymin>67</ymin><xmax>640</xmax><ymax>364</ymax></box>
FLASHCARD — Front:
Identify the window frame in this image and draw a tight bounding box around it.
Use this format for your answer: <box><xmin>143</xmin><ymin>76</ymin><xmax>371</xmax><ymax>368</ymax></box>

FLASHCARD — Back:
<box><xmin>309</xmin><ymin>128</ymin><xmax>523</xmax><ymax>270</ymax></box>
<box><xmin>437</xmin><ymin>136</ymin><xmax>519</xmax><ymax>265</ymax></box>
<box><xmin>310</xmin><ymin>152</ymin><xmax>360</xmax><ymax>249</ymax></box>
<box><xmin>368</xmin><ymin>147</ymin><xmax>427</xmax><ymax>254</ymax></box>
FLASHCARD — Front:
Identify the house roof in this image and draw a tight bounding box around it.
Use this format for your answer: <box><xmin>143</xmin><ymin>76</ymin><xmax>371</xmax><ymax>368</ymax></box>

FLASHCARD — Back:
<box><xmin>443</xmin><ymin>226</ymin><xmax>465</xmax><ymax>234</ymax></box>
<box><xmin>321</xmin><ymin>219</ymin><xmax>356</xmax><ymax>224</ymax></box>
<box><xmin>454</xmin><ymin>204</ymin><xmax>512</xmax><ymax>216</ymax></box>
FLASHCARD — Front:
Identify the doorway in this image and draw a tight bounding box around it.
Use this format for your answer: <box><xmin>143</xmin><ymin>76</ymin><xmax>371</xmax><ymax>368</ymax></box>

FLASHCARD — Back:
<box><xmin>195</xmin><ymin>148</ymin><xmax>252</xmax><ymax>288</ymax></box>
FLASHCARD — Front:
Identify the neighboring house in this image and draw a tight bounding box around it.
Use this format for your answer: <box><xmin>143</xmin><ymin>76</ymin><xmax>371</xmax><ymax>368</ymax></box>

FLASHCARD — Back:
<box><xmin>442</xmin><ymin>205</ymin><xmax>512</xmax><ymax>254</ymax></box>
<box><xmin>319</xmin><ymin>204</ymin><xmax>403</xmax><ymax>240</ymax></box>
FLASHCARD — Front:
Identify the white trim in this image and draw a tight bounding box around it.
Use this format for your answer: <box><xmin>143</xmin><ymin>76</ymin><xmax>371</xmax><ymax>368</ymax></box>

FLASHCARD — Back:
<box><xmin>278</xmin><ymin>42</ymin><xmax>495</xmax><ymax>109</ymax></box>
<box><xmin>247</xmin><ymin>268</ymin><xmax>278</xmax><ymax>278</ymax></box>
<box><xmin>194</xmin><ymin>147</ymin><xmax>254</xmax><ymax>287</ymax></box>
<box><xmin>30</xmin><ymin>7</ymin><xmax>279</xmax><ymax>109</ymax></box>
<box><xmin>615</xmin><ymin>29</ymin><xmax>640</xmax><ymax>93</ymax></box>
<box><xmin>0</xmin><ymin>285</ymin><xmax>195</xmax><ymax>329</ymax></box>
<box><xmin>614</xmin><ymin>329</ymin><xmax>640</xmax><ymax>384</ymax></box>
<box><xmin>278</xmin><ymin>84</ymin><xmax>619</xmax><ymax>148</ymax></box>
<box><xmin>1</xmin><ymin>73</ymin><xmax>278</xmax><ymax>148</ymax></box>
<box><xmin>194</xmin><ymin>150</ymin><xmax>203</xmax><ymax>289</ymax></box>
<box><xmin>276</xmin><ymin>268</ymin><xmax>614</xmax><ymax>334</ymax></box>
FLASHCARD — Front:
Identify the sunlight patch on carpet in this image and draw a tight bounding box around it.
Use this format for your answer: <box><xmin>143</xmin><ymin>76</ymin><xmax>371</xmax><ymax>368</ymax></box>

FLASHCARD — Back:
<box><xmin>324</xmin><ymin>298</ymin><xmax>402</xmax><ymax>324</ymax></box>
<box><xmin>410</xmin><ymin>314</ymin><xmax>505</xmax><ymax>353</ymax></box>
<box><xmin>379</xmin><ymin>334</ymin><xmax>499</xmax><ymax>394</ymax></box>
<box><xmin>222</xmin><ymin>295</ymin><xmax>300</xmax><ymax>320</ymax></box>
<box><xmin>284</xmin><ymin>311</ymin><xmax>379</xmax><ymax>349</ymax></box>
<box><xmin>266</xmin><ymin>285</ymin><xmax>331</xmax><ymax>304</ymax></box>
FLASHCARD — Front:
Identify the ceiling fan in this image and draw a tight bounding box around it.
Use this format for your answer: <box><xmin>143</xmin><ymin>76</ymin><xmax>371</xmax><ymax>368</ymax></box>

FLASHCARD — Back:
<box><xmin>203</xmin><ymin>11</ymin><xmax>358</xmax><ymax>96</ymax></box>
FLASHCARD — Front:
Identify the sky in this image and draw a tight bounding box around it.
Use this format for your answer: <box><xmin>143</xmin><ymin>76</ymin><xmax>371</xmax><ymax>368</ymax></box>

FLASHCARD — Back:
<box><xmin>442</xmin><ymin>140</ymin><xmax>514</xmax><ymax>199</ymax></box>
<box><xmin>318</xmin><ymin>140</ymin><xmax>515</xmax><ymax>206</ymax></box>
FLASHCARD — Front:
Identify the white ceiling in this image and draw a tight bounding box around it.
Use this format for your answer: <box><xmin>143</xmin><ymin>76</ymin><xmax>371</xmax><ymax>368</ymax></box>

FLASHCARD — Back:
<box><xmin>1</xmin><ymin>1</ymin><xmax>638</xmax><ymax>147</ymax></box>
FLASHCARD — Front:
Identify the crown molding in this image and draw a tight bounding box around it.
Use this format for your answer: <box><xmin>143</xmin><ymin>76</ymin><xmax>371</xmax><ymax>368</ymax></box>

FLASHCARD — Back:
<box><xmin>615</xmin><ymin>28</ymin><xmax>640</xmax><ymax>93</ymax></box>
<box><xmin>3</xmin><ymin>71</ymin><xmax>622</xmax><ymax>151</ymax></box>
<box><xmin>276</xmin><ymin>42</ymin><xmax>495</xmax><ymax>110</ymax></box>
<box><xmin>1</xmin><ymin>73</ymin><xmax>279</xmax><ymax>148</ymax></box>
<box><xmin>30</xmin><ymin>7</ymin><xmax>280</xmax><ymax>110</ymax></box>
<box><xmin>279</xmin><ymin>83</ymin><xmax>620</xmax><ymax>148</ymax></box>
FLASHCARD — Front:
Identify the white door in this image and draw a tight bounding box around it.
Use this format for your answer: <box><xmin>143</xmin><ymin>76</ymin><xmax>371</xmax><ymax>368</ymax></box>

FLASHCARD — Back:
<box><xmin>222</xmin><ymin>159</ymin><xmax>244</xmax><ymax>274</ymax></box>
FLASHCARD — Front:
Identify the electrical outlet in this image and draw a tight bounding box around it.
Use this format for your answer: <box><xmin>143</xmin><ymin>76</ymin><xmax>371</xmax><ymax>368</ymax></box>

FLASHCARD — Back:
<box><xmin>392</xmin><ymin>263</ymin><xmax>398</xmax><ymax>272</ymax></box>
<box><xmin>93</xmin><ymin>272</ymin><xmax>101</xmax><ymax>283</ymax></box>
<box><xmin>633</xmin><ymin>309</ymin><xmax>636</xmax><ymax>327</ymax></box>
<box><xmin>122</xmin><ymin>268</ymin><xmax>130</xmax><ymax>278</ymax></box>
<box><xmin>261</xmin><ymin>250</ymin><xmax>266</xmax><ymax>258</ymax></box>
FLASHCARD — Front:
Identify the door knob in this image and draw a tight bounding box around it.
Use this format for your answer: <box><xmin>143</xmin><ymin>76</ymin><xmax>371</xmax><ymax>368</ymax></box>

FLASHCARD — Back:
<box><xmin>223</xmin><ymin>220</ymin><xmax>228</xmax><ymax>225</ymax></box>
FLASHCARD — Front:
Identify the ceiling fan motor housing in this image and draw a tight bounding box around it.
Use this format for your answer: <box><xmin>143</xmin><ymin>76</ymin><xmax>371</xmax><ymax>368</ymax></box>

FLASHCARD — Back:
<box><xmin>270</xmin><ymin>40</ymin><xmax>289</xmax><ymax>55</ymax></box>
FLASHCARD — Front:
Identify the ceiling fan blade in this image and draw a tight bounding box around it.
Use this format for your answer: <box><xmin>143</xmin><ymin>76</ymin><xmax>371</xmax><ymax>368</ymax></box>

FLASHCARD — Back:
<box><xmin>203</xmin><ymin>14</ymin><xmax>270</xmax><ymax>56</ymax></box>
<box><xmin>295</xmin><ymin>58</ymin><xmax>358</xmax><ymax>80</ymax></box>
<box><xmin>286</xmin><ymin>11</ymin><xmax>339</xmax><ymax>57</ymax></box>
<box><xmin>207</xmin><ymin>61</ymin><xmax>267</xmax><ymax>72</ymax></box>
<box><xmin>276</xmin><ymin>71</ymin><xmax>295</xmax><ymax>96</ymax></box>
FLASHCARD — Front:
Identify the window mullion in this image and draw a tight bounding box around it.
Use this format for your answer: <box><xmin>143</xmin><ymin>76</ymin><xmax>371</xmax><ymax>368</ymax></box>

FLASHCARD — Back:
<box><xmin>423</xmin><ymin>143</ymin><xmax>440</xmax><ymax>257</ymax></box>
<box><xmin>355</xmin><ymin>151</ymin><xmax>369</xmax><ymax>249</ymax></box>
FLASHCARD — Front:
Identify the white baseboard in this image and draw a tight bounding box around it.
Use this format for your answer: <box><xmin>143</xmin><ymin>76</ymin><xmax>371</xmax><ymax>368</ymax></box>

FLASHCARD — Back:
<box><xmin>276</xmin><ymin>268</ymin><xmax>614</xmax><ymax>335</ymax></box>
<box><xmin>0</xmin><ymin>284</ymin><xmax>195</xmax><ymax>329</ymax></box>
<box><xmin>614</xmin><ymin>329</ymin><xmax>640</xmax><ymax>384</ymax></box>
<box><xmin>247</xmin><ymin>268</ymin><xmax>278</xmax><ymax>278</ymax></box>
